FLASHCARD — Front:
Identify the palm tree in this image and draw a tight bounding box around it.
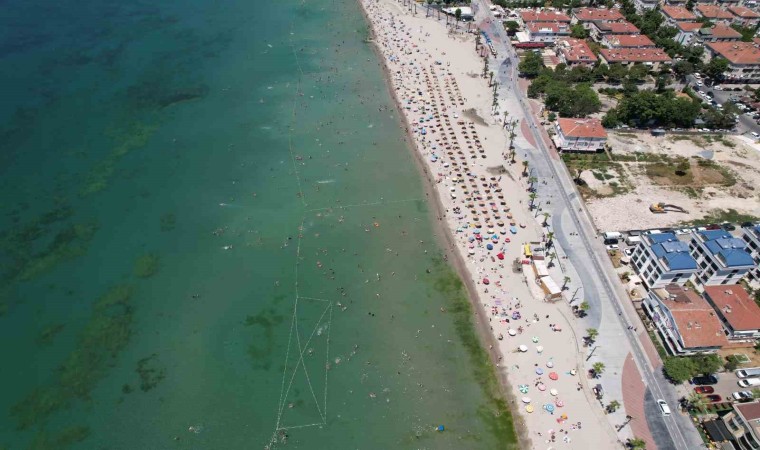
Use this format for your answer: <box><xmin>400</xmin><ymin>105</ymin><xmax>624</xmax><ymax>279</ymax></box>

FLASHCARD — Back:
<box><xmin>592</xmin><ymin>362</ymin><xmax>605</xmax><ymax>377</ymax></box>
<box><xmin>489</xmin><ymin>71</ymin><xmax>495</xmax><ymax>87</ymax></box>
<box><xmin>503</xmin><ymin>110</ymin><xmax>509</xmax><ymax>126</ymax></box>
<box><xmin>425</xmin><ymin>0</ymin><xmax>431</xmax><ymax>17</ymax></box>
<box><xmin>547</xmin><ymin>252</ymin><xmax>556</xmax><ymax>267</ymax></box>
<box><xmin>562</xmin><ymin>276</ymin><xmax>571</xmax><ymax>289</ymax></box>
<box><xmin>627</xmin><ymin>438</ymin><xmax>646</xmax><ymax>450</ymax></box>
<box><xmin>528</xmin><ymin>192</ymin><xmax>537</xmax><ymax>208</ymax></box>
<box><xmin>455</xmin><ymin>8</ymin><xmax>462</xmax><ymax>28</ymax></box>
<box><xmin>522</xmin><ymin>160</ymin><xmax>529</xmax><ymax>176</ymax></box>
<box><xmin>579</xmin><ymin>301</ymin><xmax>590</xmax><ymax>313</ymax></box>
<box><xmin>687</xmin><ymin>392</ymin><xmax>707</xmax><ymax>412</ymax></box>
<box><xmin>542</xmin><ymin>212</ymin><xmax>550</xmax><ymax>227</ymax></box>
<box><xmin>606</xmin><ymin>400</ymin><xmax>621</xmax><ymax>413</ymax></box>
<box><xmin>586</xmin><ymin>327</ymin><xmax>599</xmax><ymax>343</ymax></box>
<box><xmin>546</xmin><ymin>231</ymin><xmax>555</xmax><ymax>247</ymax></box>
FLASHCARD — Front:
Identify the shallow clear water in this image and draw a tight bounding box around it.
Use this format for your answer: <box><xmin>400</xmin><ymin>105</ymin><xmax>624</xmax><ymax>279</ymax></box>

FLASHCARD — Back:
<box><xmin>0</xmin><ymin>0</ymin><xmax>514</xmax><ymax>448</ymax></box>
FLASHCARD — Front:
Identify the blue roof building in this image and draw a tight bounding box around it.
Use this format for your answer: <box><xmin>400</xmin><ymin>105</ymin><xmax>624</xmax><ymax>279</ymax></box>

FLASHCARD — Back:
<box><xmin>631</xmin><ymin>232</ymin><xmax>699</xmax><ymax>289</ymax></box>
<box><xmin>741</xmin><ymin>225</ymin><xmax>760</xmax><ymax>283</ymax></box>
<box><xmin>689</xmin><ymin>230</ymin><xmax>756</xmax><ymax>287</ymax></box>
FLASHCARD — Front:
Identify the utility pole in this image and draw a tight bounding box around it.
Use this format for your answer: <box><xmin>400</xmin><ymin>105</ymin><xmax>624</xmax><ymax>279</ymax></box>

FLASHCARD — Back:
<box><xmin>570</xmin><ymin>286</ymin><xmax>583</xmax><ymax>304</ymax></box>
<box><xmin>616</xmin><ymin>415</ymin><xmax>633</xmax><ymax>431</ymax></box>
<box><xmin>586</xmin><ymin>345</ymin><xmax>600</xmax><ymax>361</ymax></box>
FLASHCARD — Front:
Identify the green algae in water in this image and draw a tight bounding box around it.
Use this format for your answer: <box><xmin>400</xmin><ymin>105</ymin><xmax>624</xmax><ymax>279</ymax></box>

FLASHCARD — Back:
<box><xmin>133</xmin><ymin>253</ymin><xmax>159</xmax><ymax>278</ymax></box>
<box><xmin>26</xmin><ymin>426</ymin><xmax>90</xmax><ymax>450</ymax></box>
<box><xmin>79</xmin><ymin>121</ymin><xmax>159</xmax><ymax>197</ymax></box>
<box><xmin>245</xmin><ymin>307</ymin><xmax>284</xmax><ymax>370</ymax></box>
<box><xmin>135</xmin><ymin>354</ymin><xmax>166</xmax><ymax>392</ymax></box>
<box><xmin>11</xmin><ymin>285</ymin><xmax>134</xmax><ymax>430</ymax></box>
<box><xmin>36</xmin><ymin>323</ymin><xmax>66</xmax><ymax>347</ymax></box>
<box><xmin>159</xmin><ymin>212</ymin><xmax>176</xmax><ymax>231</ymax></box>
<box><xmin>429</xmin><ymin>257</ymin><xmax>518</xmax><ymax>446</ymax></box>
<box><xmin>16</xmin><ymin>222</ymin><xmax>99</xmax><ymax>281</ymax></box>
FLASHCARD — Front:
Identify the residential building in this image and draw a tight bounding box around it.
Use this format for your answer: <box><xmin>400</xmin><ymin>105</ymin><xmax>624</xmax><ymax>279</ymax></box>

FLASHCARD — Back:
<box><xmin>555</xmin><ymin>38</ymin><xmax>598</xmax><ymax>67</ymax></box>
<box><xmin>519</xmin><ymin>10</ymin><xmax>571</xmax><ymax>26</ymax></box>
<box><xmin>697</xmin><ymin>23</ymin><xmax>743</xmax><ymax>42</ymax></box>
<box><xmin>634</xmin><ymin>0</ymin><xmax>659</xmax><ymax>13</ymax></box>
<box><xmin>526</xmin><ymin>22</ymin><xmax>571</xmax><ymax>42</ymax></box>
<box><xmin>696</xmin><ymin>4</ymin><xmax>736</xmax><ymax>23</ymax></box>
<box><xmin>741</xmin><ymin>225</ymin><xmax>760</xmax><ymax>281</ymax></box>
<box><xmin>631</xmin><ymin>233</ymin><xmax>700</xmax><ymax>288</ymax></box>
<box><xmin>729</xmin><ymin>5</ymin><xmax>760</xmax><ymax>27</ymax></box>
<box><xmin>703</xmin><ymin>284</ymin><xmax>760</xmax><ymax>341</ymax></box>
<box><xmin>572</xmin><ymin>8</ymin><xmax>625</xmax><ymax>28</ymax></box>
<box><xmin>553</xmin><ymin>118</ymin><xmax>607</xmax><ymax>152</ymax></box>
<box><xmin>602</xmin><ymin>33</ymin><xmax>656</xmax><ymax>48</ymax></box>
<box><xmin>589</xmin><ymin>20</ymin><xmax>640</xmax><ymax>40</ymax></box>
<box><xmin>717</xmin><ymin>402</ymin><xmax>760</xmax><ymax>450</ymax></box>
<box><xmin>689</xmin><ymin>229</ymin><xmax>756</xmax><ymax>286</ymax></box>
<box><xmin>705</xmin><ymin>41</ymin><xmax>760</xmax><ymax>83</ymax></box>
<box><xmin>661</xmin><ymin>5</ymin><xmax>698</xmax><ymax>26</ymax></box>
<box><xmin>599</xmin><ymin>48</ymin><xmax>672</xmax><ymax>69</ymax></box>
<box><xmin>675</xmin><ymin>21</ymin><xmax>705</xmax><ymax>45</ymax></box>
<box><xmin>643</xmin><ymin>284</ymin><xmax>728</xmax><ymax>355</ymax></box>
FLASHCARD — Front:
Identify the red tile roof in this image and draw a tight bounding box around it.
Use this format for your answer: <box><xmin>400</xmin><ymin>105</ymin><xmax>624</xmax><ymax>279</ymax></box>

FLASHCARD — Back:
<box><xmin>702</xmin><ymin>23</ymin><xmax>743</xmax><ymax>39</ymax></box>
<box><xmin>729</xmin><ymin>5</ymin><xmax>760</xmax><ymax>19</ymax></box>
<box><xmin>557</xmin><ymin>38</ymin><xmax>598</xmax><ymax>63</ymax></box>
<box><xmin>573</xmin><ymin>8</ymin><xmax>625</xmax><ymax>22</ymax></box>
<box><xmin>605</xmin><ymin>34</ymin><xmax>656</xmax><ymax>47</ymax></box>
<box><xmin>737</xmin><ymin>402</ymin><xmax>760</xmax><ymax>421</ymax></box>
<box><xmin>703</xmin><ymin>285</ymin><xmax>760</xmax><ymax>332</ymax></box>
<box><xmin>654</xmin><ymin>285</ymin><xmax>728</xmax><ymax>349</ymax></box>
<box><xmin>527</xmin><ymin>21</ymin><xmax>570</xmax><ymax>34</ymax></box>
<box><xmin>662</xmin><ymin>5</ymin><xmax>698</xmax><ymax>21</ymax></box>
<box><xmin>557</xmin><ymin>118</ymin><xmax>607</xmax><ymax>138</ymax></box>
<box><xmin>600</xmin><ymin>47</ymin><xmax>672</xmax><ymax>63</ymax></box>
<box><xmin>676</xmin><ymin>21</ymin><xmax>704</xmax><ymax>32</ymax></box>
<box><xmin>593</xmin><ymin>20</ymin><xmax>640</xmax><ymax>34</ymax></box>
<box><xmin>520</xmin><ymin>10</ymin><xmax>571</xmax><ymax>23</ymax></box>
<box><xmin>706</xmin><ymin>42</ymin><xmax>760</xmax><ymax>65</ymax></box>
<box><xmin>696</xmin><ymin>4</ymin><xmax>734</xmax><ymax>20</ymax></box>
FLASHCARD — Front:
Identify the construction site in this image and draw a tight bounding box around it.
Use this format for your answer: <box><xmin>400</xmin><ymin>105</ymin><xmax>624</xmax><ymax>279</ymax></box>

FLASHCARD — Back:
<box><xmin>562</xmin><ymin>131</ymin><xmax>760</xmax><ymax>232</ymax></box>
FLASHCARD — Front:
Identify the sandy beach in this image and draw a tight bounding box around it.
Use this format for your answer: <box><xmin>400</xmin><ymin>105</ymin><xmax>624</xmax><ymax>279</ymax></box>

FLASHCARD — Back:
<box><xmin>359</xmin><ymin>0</ymin><xmax>623</xmax><ymax>447</ymax></box>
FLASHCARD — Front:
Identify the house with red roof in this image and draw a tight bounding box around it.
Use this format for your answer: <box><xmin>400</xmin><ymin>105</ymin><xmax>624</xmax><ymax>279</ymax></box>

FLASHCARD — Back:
<box><xmin>675</xmin><ymin>21</ymin><xmax>705</xmax><ymax>45</ymax></box>
<box><xmin>589</xmin><ymin>19</ymin><xmax>640</xmax><ymax>41</ymax></box>
<box><xmin>643</xmin><ymin>284</ymin><xmax>728</xmax><ymax>355</ymax></box>
<box><xmin>602</xmin><ymin>34</ymin><xmax>656</xmax><ymax>48</ymax></box>
<box><xmin>703</xmin><ymin>285</ymin><xmax>760</xmax><ymax>341</ymax></box>
<box><xmin>661</xmin><ymin>5</ymin><xmax>698</xmax><ymax>26</ymax></box>
<box><xmin>698</xmin><ymin>23</ymin><xmax>742</xmax><ymax>43</ymax></box>
<box><xmin>729</xmin><ymin>5</ymin><xmax>760</xmax><ymax>27</ymax></box>
<box><xmin>571</xmin><ymin>8</ymin><xmax>625</xmax><ymax>29</ymax></box>
<box><xmin>519</xmin><ymin>9</ymin><xmax>571</xmax><ymax>26</ymax></box>
<box><xmin>705</xmin><ymin>41</ymin><xmax>760</xmax><ymax>82</ymax></box>
<box><xmin>526</xmin><ymin>21</ymin><xmax>571</xmax><ymax>43</ymax></box>
<box><xmin>599</xmin><ymin>48</ymin><xmax>672</xmax><ymax>70</ymax></box>
<box><xmin>555</xmin><ymin>38</ymin><xmax>598</xmax><ymax>67</ymax></box>
<box><xmin>553</xmin><ymin>118</ymin><xmax>607</xmax><ymax>152</ymax></box>
<box><xmin>696</xmin><ymin>4</ymin><xmax>735</xmax><ymax>24</ymax></box>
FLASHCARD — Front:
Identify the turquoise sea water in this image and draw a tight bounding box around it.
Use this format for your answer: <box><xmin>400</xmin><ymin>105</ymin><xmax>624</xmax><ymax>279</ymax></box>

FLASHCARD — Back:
<box><xmin>0</xmin><ymin>0</ymin><xmax>514</xmax><ymax>448</ymax></box>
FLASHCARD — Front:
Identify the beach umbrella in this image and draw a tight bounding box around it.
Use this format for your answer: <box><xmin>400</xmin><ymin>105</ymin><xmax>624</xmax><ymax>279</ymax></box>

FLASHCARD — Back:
<box><xmin>550</xmin><ymin>389</ymin><xmax>559</xmax><ymax>396</ymax></box>
<box><xmin>518</xmin><ymin>345</ymin><xmax>528</xmax><ymax>352</ymax></box>
<box><xmin>510</xmin><ymin>226</ymin><xmax>517</xmax><ymax>234</ymax></box>
<box><xmin>497</xmin><ymin>253</ymin><xmax>504</xmax><ymax>260</ymax></box>
<box><xmin>437</xmin><ymin>425</ymin><xmax>445</xmax><ymax>432</ymax></box>
<box><xmin>549</xmin><ymin>372</ymin><xmax>558</xmax><ymax>380</ymax></box>
<box><xmin>546</xmin><ymin>361</ymin><xmax>554</xmax><ymax>368</ymax></box>
<box><xmin>508</xmin><ymin>329</ymin><xmax>516</xmax><ymax>336</ymax></box>
<box><xmin>545</xmin><ymin>403</ymin><xmax>555</xmax><ymax>413</ymax></box>
<box><xmin>535</xmin><ymin>368</ymin><xmax>544</xmax><ymax>375</ymax></box>
<box><xmin>521</xmin><ymin>396</ymin><xmax>531</xmax><ymax>404</ymax></box>
<box><xmin>570</xmin><ymin>369</ymin><xmax>577</xmax><ymax>376</ymax></box>
<box><xmin>556</xmin><ymin>400</ymin><xmax>564</xmax><ymax>407</ymax></box>
<box><xmin>537</xmin><ymin>383</ymin><xmax>546</xmax><ymax>391</ymax></box>
<box><xmin>482</xmin><ymin>278</ymin><xmax>490</xmax><ymax>285</ymax></box>
<box><xmin>536</xmin><ymin>346</ymin><xmax>544</xmax><ymax>353</ymax></box>
<box><xmin>531</xmin><ymin>336</ymin><xmax>539</xmax><ymax>343</ymax></box>
<box><xmin>468</xmin><ymin>249</ymin><xmax>475</xmax><ymax>255</ymax></box>
<box><xmin>526</xmin><ymin>404</ymin><xmax>534</xmax><ymax>413</ymax></box>
<box><xmin>486</xmin><ymin>244</ymin><xmax>493</xmax><ymax>250</ymax></box>
<box><xmin>518</xmin><ymin>384</ymin><xmax>529</xmax><ymax>394</ymax></box>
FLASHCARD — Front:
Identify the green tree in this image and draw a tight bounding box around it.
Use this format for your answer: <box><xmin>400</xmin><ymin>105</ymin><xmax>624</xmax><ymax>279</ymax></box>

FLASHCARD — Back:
<box><xmin>688</xmin><ymin>392</ymin><xmax>708</xmax><ymax>412</ymax></box>
<box><xmin>586</xmin><ymin>327</ymin><xmax>599</xmax><ymax>342</ymax></box>
<box><xmin>607</xmin><ymin>63</ymin><xmax>629</xmax><ymax>84</ymax></box>
<box><xmin>571</xmin><ymin>23</ymin><xmax>589</xmax><ymax>38</ymax></box>
<box><xmin>455</xmin><ymin>8</ymin><xmax>462</xmax><ymax>26</ymax></box>
<box><xmin>693</xmin><ymin>353</ymin><xmax>723</xmax><ymax>375</ymax></box>
<box><xmin>627</xmin><ymin>64</ymin><xmax>649</xmax><ymax>82</ymax></box>
<box><xmin>607</xmin><ymin>399</ymin><xmax>621</xmax><ymax>413</ymax></box>
<box><xmin>663</xmin><ymin>356</ymin><xmax>696</xmax><ymax>383</ymax></box>
<box><xmin>562</xmin><ymin>276</ymin><xmax>571</xmax><ymax>289</ymax></box>
<box><xmin>504</xmin><ymin>20</ymin><xmax>520</xmax><ymax>34</ymax></box>
<box><xmin>704</xmin><ymin>57</ymin><xmax>729</xmax><ymax>81</ymax></box>
<box><xmin>519</xmin><ymin>51</ymin><xmax>545</xmax><ymax>78</ymax></box>
<box><xmin>628</xmin><ymin>437</ymin><xmax>647</xmax><ymax>450</ymax></box>
<box><xmin>673</xmin><ymin>60</ymin><xmax>695</xmax><ymax>79</ymax></box>
<box><xmin>725</xmin><ymin>355</ymin><xmax>741</xmax><ymax>371</ymax></box>
<box><xmin>592</xmin><ymin>362</ymin><xmax>606</xmax><ymax>376</ymax></box>
<box><xmin>731</xmin><ymin>23</ymin><xmax>756</xmax><ymax>42</ymax></box>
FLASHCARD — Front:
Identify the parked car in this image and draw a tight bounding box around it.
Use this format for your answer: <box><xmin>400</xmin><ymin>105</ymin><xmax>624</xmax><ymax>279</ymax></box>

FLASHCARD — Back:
<box><xmin>691</xmin><ymin>375</ymin><xmax>719</xmax><ymax>385</ymax></box>
<box><xmin>606</xmin><ymin>244</ymin><xmax>619</xmax><ymax>250</ymax></box>
<box><xmin>733</xmin><ymin>391</ymin><xmax>754</xmax><ymax>402</ymax></box>
<box><xmin>694</xmin><ymin>386</ymin><xmax>715</xmax><ymax>394</ymax></box>
<box><xmin>742</xmin><ymin>221</ymin><xmax>756</xmax><ymax>228</ymax></box>
<box><xmin>705</xmin><ymin>394</ymin><xmax>723</xmax><ymax>403</ymax></box>
<box><xmin>706</xmin><ymin>224</ymin><xmax>722</xmax><ymax>230</ymax></box>
<box><xmin>624</xmin><ymin>248</ymin><xmax>634</xmax><ymax>256</ymax></box>
<box><xmin>657</xmin><ymin>399</ymin><xmax>671</xmax><ymax>416</ymax></box>
<box><xmin>675</xmin><ymin>228</ymin><xmax>691</xmax><ymax>235</ymax></box>
<box><xmin>722</xmin><ymin>223</ymin><xmax>736</xmax><ymax>231</ymax></box>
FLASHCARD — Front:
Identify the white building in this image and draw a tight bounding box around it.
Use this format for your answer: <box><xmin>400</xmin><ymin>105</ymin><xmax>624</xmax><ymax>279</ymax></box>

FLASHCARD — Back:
<box><xmin>643</xmin><ymin>284</ymin><xmax>728</xmax><ymax>355</ymax></box>
<box><xmin>741</xmin><ymin>225</ymin><xmax>760</xmax><ymax>281</ymax></box>
<box><xmin>689</xmin><ymin>229</ymin><xmax>756</xmax><ymax>287</ymax></box>
<box><xmin>634</xmin><ymin>0</ymin><xmax>659</xmax><ymax>13</ymax></box>
<box><xmin>553</xmin><ymin>118</ymin><xmax>607</xmax><ymax>152</ymax></box>
<box><xmin>631</xmin><ymin>232</ymin><xmax>699</xmax><ymax>288</ymax></box>
<box><xmin>526</xmin><ymin>22</ymin><xmax>571</xmax><ymax>43</ymax></box>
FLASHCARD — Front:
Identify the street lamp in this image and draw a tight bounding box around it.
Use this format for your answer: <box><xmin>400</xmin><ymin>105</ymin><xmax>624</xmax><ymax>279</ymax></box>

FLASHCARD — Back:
<box><xmin>570</xmin><ymin>287</ymin><xmax>583</xmax><ymax>304</ymax></box>
<box><xmin>586</xmin><ymin>345</ymin><xmax>600</xmax><ymax>361</ymax></box>
<box><xmin>616</xmin><ymin>415</ymin><xmax>633</xmax><ymax>431</ymax></box>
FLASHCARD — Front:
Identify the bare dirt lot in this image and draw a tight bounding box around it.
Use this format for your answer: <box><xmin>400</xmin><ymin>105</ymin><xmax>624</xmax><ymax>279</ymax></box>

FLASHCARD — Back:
<box><xmin>566</xmin><ymin>131</ymin><xmax>760</xmax><ymax>231</ymax></box>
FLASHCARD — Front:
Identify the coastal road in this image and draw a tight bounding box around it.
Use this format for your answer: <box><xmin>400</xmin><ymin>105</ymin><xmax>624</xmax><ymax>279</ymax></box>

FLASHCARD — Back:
<box><xmin>471</xmin><ymin>1</ymin><xmax>705</xmax><ymax>449</ymax></box>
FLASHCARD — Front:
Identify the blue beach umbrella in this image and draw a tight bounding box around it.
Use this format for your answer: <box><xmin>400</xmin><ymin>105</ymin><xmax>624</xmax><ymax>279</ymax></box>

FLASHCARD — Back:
<box><xmin>486</xmin><ymin>244</ymin><xmax>493</xmax><ymax>250</ymax></box>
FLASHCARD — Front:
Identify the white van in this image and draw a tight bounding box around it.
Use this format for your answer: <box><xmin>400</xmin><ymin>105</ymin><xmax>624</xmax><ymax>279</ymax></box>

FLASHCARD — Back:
<box><xmin>657</xmin><ymin>399</ymin><xmax>671</xmax><ymax>416</ymax></box>
<box><xmin>644</xmin><ymin>229</ymin><xmax>662</xmax><ymax>235</ymax></box>
<box><xmin>736</xmin><ymin>368</ymin><xmax>760</xmax><ymax>378</ymax></box>
<box><xmin>738</xmin><ymin>378</ymin><xmax>760</xmax><ymax>388</ymax></box>
<box><xmin>625</xmin><ymin>236</ymin><xmax>642</xmax><ymax>246</ymax></box>
<box><xmin>603</xmin><ymin>231</ymin><xmax>622</xmax><ymax>240</ymax></box>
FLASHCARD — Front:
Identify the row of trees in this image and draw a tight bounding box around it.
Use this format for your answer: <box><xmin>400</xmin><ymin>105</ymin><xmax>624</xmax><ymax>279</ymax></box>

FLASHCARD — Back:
<box><xmin>527</xmin><ymin>73</ymin><xmax>601</xmax><ymax>118</ymax></box>
<box><xmin>662</xmin><ymin>354</ymin><xmax>723</xmax><ymax>383</ymax></box>
<box><xmin>602</xmin><ymin>90</ymin><xmax>701</xmax><ymax>128</ymax></box>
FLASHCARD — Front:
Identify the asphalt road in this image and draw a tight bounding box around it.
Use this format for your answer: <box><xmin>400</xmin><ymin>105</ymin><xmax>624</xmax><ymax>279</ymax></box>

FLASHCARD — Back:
<box><xmin>472</xmin><ymin>1</ymin><xmax>706</xmax><ymax>448</ymax></box>
<box><xmin>685</xmin><ymin>73</ymin><xmax>760</xmax><ymax>137</ymax></box>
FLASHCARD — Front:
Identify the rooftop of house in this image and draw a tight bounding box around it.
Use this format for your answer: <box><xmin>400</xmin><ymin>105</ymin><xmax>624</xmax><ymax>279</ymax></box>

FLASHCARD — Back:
<box><xmin>708</xmin><ymin>41</ymin><xmax>760</xmax><ymax>65</ymax></box>
<box><xmin>557</xmin><ymin>38</ymin><xmax>599</xmax><ymax>62</ymax></box>
<box><xmin>697</xmin><ymin>230</ymin><xmax>755</xmax><ymax>267</ymax></box>
<box><xmin>696</xmin><ymin>4</ymin><xmax>735</xmax><ymax>19</ymax></box>
<box><xmin>599</xmin><ymin>47</ymin><xmax>672</xmax><ymax>62</ymax></box>
<box><xmin>676</xmin><ymin>21</ymin><xmax>705</xmax><ymax>32</ymax></box>
<box><xmin>556</xmin><ymin>118</ymin><xmax>607</xmax><ymax>138</ymax></box>
<box><xmin>527</xmin><ymin>22</ymin><xmax>570</xmax><ymax>33</ymax></box>
<box><xmin>520</xmin><ymin>9</ymin><xmax>572</xmax><ymax>22</ymax></box>
<box><xmin>573</xmin><ymin>7</ymin><xmax>625</xmax><ymax>21</ymax></box>
<box><xmin>651</xmin><ymin>285</ymin><xmax>729</xmax><ymax>349</ymax></box>
<box><xmin>699</xmin><ymin>23</ymin><xmax>743</xmax><ymax>39</ymax></box>
<box><xmin>662</xmin><ymin>5</ymin><xmax>698</xmax><ymax>20</ymax></box>
<box><xmin>703</xmin><ymin>284</ymin><xmax>760</xmax><ymax>331</ymax></box>
<box><xmin>605</xmin><ymin>34</ymin><xmax>656</xmax><ymax>47</ymax></box>
<box><xmin>736</xmin><ymin>402</ymin><xmax>760</xmax><ymax>423</ymax></box>
<box><xmin>592</xmin><ymin>20</ymin><xmax>640</xmax><ymax>33</ymax></box>
<box><xmin>728</xmin><ymin>5</ymin><xmax>760</xmax><ymax>18</ymax></box>
<box><xmin>654</xmin><ymin>241</ymin><xmax>699</xmax><ymax>271</ymax></box>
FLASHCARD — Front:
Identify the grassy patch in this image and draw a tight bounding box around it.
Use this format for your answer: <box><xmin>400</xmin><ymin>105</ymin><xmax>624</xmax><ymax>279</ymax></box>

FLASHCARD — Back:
<box><xmin>684</xmin><ymin>208</ymin><xmax>760</xmax><ymax>226</ymax></box>
<box><xmin>133</xmin><ymin>253</ymin><xmax>159</xmax><ymax>278</ymax></box>
<box><xmin>645</xmin><ymin>158</ymin><xmax>693</xmax><ymax>185</ymax></box>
